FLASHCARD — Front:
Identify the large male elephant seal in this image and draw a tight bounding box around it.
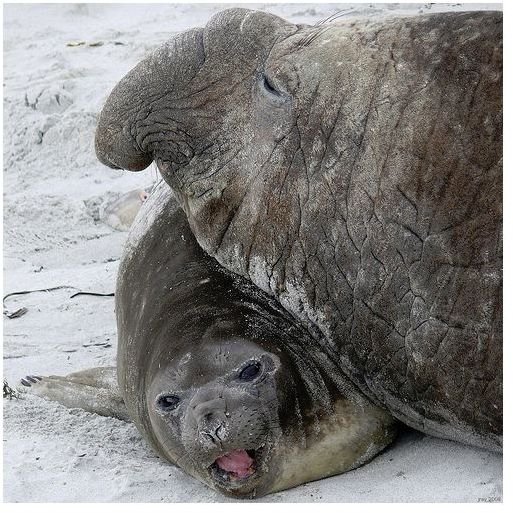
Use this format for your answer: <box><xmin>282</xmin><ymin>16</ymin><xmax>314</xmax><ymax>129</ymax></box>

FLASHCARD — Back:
<box><xmin>95</xmin><ymin>9</ymin><xmax>503</xmax><ymax>452</ymax></box>
<box><xmin>22</xmin><ymin>182</ymin><xmax>395</xmax><ymax>498</ymax></box>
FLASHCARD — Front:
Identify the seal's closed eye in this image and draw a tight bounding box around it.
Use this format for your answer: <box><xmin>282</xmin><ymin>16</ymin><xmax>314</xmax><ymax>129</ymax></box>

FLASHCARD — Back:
<box><xmin>259</xmin><ymin>72</ymin><xmax>289</xmax><ymax>101</ymax></box>
<box><xmin>157</xmin><ymin>394</ymin><xmax>180</xmax><ymax>411</ymax></box>
<box><xmin>262</xmin><ymin>74</ymin><xmax>279</xmax><ymax>95</ymax></box>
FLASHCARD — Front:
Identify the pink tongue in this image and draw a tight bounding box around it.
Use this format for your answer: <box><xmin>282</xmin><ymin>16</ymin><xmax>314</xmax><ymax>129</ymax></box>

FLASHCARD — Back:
<box><xmin>215</xmin><ymin>449</ymin><xmax>255</xmax><ymax>479</ymax></box>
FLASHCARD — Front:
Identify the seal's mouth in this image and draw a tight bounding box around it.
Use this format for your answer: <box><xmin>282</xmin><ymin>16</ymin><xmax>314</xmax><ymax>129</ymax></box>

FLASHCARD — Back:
<box><xmin>210</xmin><ymin>447</ymin><xmax>264</xmax><ymax>485</ymax></box>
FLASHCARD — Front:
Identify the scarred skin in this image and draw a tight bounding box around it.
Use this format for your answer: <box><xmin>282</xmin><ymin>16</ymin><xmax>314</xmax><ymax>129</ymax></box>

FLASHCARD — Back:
<box><xmin>95</xmin><ymin>9</ymin><xmax>503</xmax><ymax>451</ymax></box>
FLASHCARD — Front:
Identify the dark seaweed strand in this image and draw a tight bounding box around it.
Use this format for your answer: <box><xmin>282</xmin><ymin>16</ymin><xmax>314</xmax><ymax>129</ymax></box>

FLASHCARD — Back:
<box><xmin>69</xmin><ymin>292</ymin><xmax>115</xmax><ymax>298</ymax></box>
<box><xmin>2</xmin><ymin>286</ymin><xmax>79</xmax><ymax>307</ymax></box>
<box><xmin>3</xmin><ymin>286</ymin><xmax>114</xmax><ymax>308</ymax></box>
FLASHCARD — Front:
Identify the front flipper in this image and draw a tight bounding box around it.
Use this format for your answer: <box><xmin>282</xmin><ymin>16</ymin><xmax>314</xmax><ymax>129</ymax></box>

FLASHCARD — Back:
<box><xmin>19</xmin><ymin>366</ymin><xmax>130</xmax><ymax>421</ymax></box>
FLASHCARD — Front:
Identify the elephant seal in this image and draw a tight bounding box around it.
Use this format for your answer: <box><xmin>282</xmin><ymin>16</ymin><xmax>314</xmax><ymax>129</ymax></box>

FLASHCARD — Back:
<box><xmin>22</xmin><ymin>181</ymin><xmax>395</xmax><ymax>498</ymax></box>
<box><xmin>95</xmin><ymin>9</ymin><xmax>503</xmax><ymax>452</ymax></box>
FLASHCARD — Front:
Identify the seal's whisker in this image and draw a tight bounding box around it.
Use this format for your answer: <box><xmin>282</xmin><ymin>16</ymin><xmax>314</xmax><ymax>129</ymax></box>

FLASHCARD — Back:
<box><xmin>297</xmin><ymin>9</ymin><xmax>354</xmax><ymax>49</ymax></box>
<box><xmin>315</xmin><ymin>8</ymin><xmax>353</xmax><ymax>27</ymax></box>
<box><xmin>297</xmin><ymin>28</ymin><xmax>327</xmax><ymax>49</ymax></box>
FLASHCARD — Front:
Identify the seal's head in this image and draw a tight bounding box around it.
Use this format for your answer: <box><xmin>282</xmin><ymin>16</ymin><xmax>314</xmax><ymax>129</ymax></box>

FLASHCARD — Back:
<box><xmin>145</xmin><ymin>335</ymin><xmax>297</xmax><ymax>498</ymax></box>
<box><xmin>142</xmin><ymin>318</ymin><xmax>395</xmax><ymax>498</ymax></box>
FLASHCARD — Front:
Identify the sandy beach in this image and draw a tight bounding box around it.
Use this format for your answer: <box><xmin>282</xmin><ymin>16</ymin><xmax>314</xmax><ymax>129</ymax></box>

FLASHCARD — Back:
<box><xmin>3</xmin><ymin>3</ymin><xmax>502</xmax><ymax>502</ymax></box>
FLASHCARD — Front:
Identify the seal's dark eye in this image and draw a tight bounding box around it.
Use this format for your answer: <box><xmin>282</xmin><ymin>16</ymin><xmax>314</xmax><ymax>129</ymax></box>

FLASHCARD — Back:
<box><xmin>239</xmin><ymin>362</ymin><xmax>262</xmax><ymax>381</ymax></box>
<box><xmin>156</xmin><ymin>394</ymin><xmax>180</xmax><ymax>411</ymax></box>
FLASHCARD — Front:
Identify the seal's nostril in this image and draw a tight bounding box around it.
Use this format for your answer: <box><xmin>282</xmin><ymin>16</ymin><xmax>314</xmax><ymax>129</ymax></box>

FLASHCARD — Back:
<box><xmin>198</xmin><ymin>418</ymin><xmax>226</xmax><ymax>446</ymax></box>
<box><xmin>201</xmin><ymin>431</ymin><xmax>216</xmax><ymax>445</ymax></box>
<box><xmin>214</xmin><ymin>424</ymin><xmax>224</xmax><ymax>441</ymax></box>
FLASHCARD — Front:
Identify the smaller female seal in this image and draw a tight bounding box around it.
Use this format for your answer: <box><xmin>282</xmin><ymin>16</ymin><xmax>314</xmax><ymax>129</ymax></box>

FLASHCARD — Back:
<box><xmin>22</xmin><ymin>182</ymin><xmax>395</xmax><ymax>498</ymax></box>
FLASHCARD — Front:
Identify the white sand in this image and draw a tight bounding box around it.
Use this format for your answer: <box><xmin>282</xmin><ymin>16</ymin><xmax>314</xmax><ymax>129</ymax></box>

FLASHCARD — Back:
<box><xmin>3</xmin><ymin>2</ymin><xmax>502</xmax><ymax>503</ymax></box>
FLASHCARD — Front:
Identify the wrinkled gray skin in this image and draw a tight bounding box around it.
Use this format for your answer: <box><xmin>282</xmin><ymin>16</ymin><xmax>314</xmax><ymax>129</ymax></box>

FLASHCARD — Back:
<box><xmin>118</xmin><ymin>183</ymin><xmax>395</xmax><ymax>497</ymax></box>
<box><xmin>96</xmin><ymin>9</ymin><xmax>503</xmax><ymax>451</ymax></box>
